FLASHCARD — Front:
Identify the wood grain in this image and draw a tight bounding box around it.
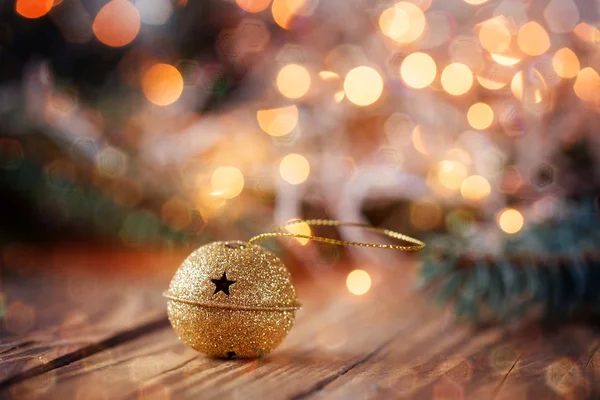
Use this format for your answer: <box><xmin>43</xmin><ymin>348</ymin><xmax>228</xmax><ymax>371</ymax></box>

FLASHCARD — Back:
<box><xmin>0</xmin><ymin>246</ymin><xmax>183</xmax><ymax>382</ymax></box>
<box><xmin>4</xmin><ymin>269</ymin><xmax>422</xmax><ymax>399</ymax></box>
<box><xmin>1</xmin><ymin>255</ymin><xmax>599</xmax><ymax>399</ymax></box>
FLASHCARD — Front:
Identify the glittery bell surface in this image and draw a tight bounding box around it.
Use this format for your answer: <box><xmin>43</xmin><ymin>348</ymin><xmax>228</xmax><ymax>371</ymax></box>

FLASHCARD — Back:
<box><xmin>165</xmin><ymin>241</ymin><xmax>299</xmax><ymax>358</ymax></box>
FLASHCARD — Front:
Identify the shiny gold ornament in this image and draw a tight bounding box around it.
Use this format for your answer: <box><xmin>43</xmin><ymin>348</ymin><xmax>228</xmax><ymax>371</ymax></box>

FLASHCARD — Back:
<box><xmin>164</xmin><ymin>220</ymin><xmax>425</xmax><ymax>358</ymax></box>
<box><xmin>165</xmin><ymin>241</ymin><xmax>300</xmax><ymax>358</ymax></box>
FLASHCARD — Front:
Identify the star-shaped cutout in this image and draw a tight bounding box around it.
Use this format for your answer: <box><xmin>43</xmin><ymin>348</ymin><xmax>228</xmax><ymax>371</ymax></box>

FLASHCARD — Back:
<box><xmin>211</xmin><ymin>272</ymin><xmax>236</xmax><ymax>296</ymax></box>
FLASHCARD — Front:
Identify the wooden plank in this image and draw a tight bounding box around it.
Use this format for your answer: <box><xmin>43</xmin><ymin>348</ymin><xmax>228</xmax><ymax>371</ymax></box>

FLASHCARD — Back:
<box><xmin>462</xmin><ymin>325</ymin><xmax>598</xmax><ymax>400</ymax></box>
<box><xmin>308</xmin><ymin>304</ymin><xmax>497</xmax><ymax>398</ymax></box>
<box><xmin>406</xmin><ymin>325</ymin><xmax>597</xmax><ymax>400</ymax></box>
<box><xmin>314</xmin><ymin>319</ymin><xmax>599</xmax><ymax>400</ymax></box>
<box><xmin>5</xmin><ymin>268</ymin><xmax>427</xmax><ymax>399</ymax></box>
<box><xmin>2</xmin><ymin>253</ymin><xmax>600</xmax><ymax>399</ymax></box>
<box><xmin>0</xmin><ymin>246</ymin><xmax>185</xmax><ymax>382</ymax></box>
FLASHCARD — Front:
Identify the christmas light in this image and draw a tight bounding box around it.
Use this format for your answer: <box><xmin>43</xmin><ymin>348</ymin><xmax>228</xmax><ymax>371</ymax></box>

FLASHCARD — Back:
<box><xmin>346</xmin><ymin>270</ymin><xmax>371</xmax><ymax>296</ymax></box>
<box><xmin>93</xmin><ymin>0</ymin><xmax>140</xmax><ymax>47</ymax></box>
<box><xmin>277</xmin><ymin>64</ymin><xmax>311</xmax><ymax>99</ymax></box>
<box><xmin>343</xmin><ymin>67</ymin><xmax>383</xmax><ymax>107</ymax></box>
<box><xmin>498</xmin><ymin>208</ymin><xmax>524</xmax><ymax>234</ymax></box>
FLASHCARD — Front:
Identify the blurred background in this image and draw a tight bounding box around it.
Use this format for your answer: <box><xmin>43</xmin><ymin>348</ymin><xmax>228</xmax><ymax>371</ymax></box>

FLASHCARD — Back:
<box><xmin>1</xmin><ymin>0</ymin><xmax>600</xmax><ymax>284</ymax></box>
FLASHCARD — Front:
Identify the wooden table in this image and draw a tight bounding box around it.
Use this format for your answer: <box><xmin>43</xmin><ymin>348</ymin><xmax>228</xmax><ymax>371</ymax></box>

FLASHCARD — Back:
<box><xmin>0</xmin><ymin>245</ymin><xmax>598</xmax><ymax>399</ymax></box>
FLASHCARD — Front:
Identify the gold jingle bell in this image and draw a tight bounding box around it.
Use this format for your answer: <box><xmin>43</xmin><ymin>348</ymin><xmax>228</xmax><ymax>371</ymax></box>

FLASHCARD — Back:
<box><xmin>164</xmin><ymin>220</ymin><xmax>425</xmax><ymax>358</ymax></box>
<box><xmin>165</xmin><ymin>240</ymin><xmax>300</xmax><ymax>358</ymax></box>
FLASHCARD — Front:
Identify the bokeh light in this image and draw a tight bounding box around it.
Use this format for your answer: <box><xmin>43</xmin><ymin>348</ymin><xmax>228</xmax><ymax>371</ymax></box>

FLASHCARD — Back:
<box><xmin>479</xmin><ymin>64</ymin><xmax>514</xmax><ymax>90</ymax></box>
<box><xmin>511</xmin><ymin>71</ymin><xmax>524</xmax><ymax>100</ymax></box>
<box><xmin>412</xmin><ymin>125</ymin><xmax>430</xmax><ymax>155</ymax></box>
<box><xmin>16</xmin><ymin>0</ymin><xmax>53</xmax><ymax>19</ymax></box>
<box><xmin>461</xmin><ymin>175</ymin><xmax>491</xmax><ymax>201</ymax></box>
<box><xmin>414</xmin><ymin>0</ymin><xmax>432</xmax><ymax>11</ymax></box>
<box><xmin>319</xmin><ymin>71</ymin><xmax>339</xmax><ymax>80</ymax></box>
<box><xmin>449</xmin><ymin>36</ymin><xmax>482</xmax><ymax>70</ymax></box>
<box><xmin>467</xmin><ymin>102</ymin><xmax>493</xmax><ymax>130</ymax></box>
<box><xmin>272</xmin><ymin>0</ymin><xmax>304</xmax><ymax>30</ymax></box>
<box><xmin>346</xmin><ymin>269</ymin><xmax>371</xmax><ymax>296</ymax></box>
<box><xmin>96</xmin><ymin>147</ymin><xmax>127</xmax><ymax>177</ymax></box>
<box><xmin>279</xmin><ymin>153</ymin><xmax>310</xmax><ymax>184</ymax></box>
<box><xmin>136</xmin><ymin>0</ymin><xmax>174</xmax><ymax>26</ymax></box>
<box><xmin>545</xmin><ymin>357</ymin><xmax>586</xmax><ymax>396</ymax></box>
<box><xmin>343</xmin><ymin>66</ymin><xmax>384</xmax><ymax>106</ymax></box>
<box><xmin>93</xmin><ymin>0</ymin><xmax>141</xmax><ymax>48</ymax></box>
<box><xmin>498</xmin><ymin>208</ymin><xmax>524</xmax><ymax>234</ymax></box>
<box><xmin>211</xmin><ymin>166</ymin><xmax>245</xmax><ymax>199</ymax></box>
<box><xmin>517</xmin><ymin>22</ymin><xmax>551</xmax><ymax>57</ymax></box>
<box><xmin>437</xmin><ymin>160</ymin><xmax>467</xmax><ymax>190</ymax></box>
<box><xmin>236</xmin><ymin>0</ymin><xmax>272</xmax><ymax>13</ymax></box>
<box><xmin>477</xmin><ymin>75</ymin><xmax>508</xmax><ymax>90</ymax></box>
<box><xmin>573</xmin><ymin>67</ymin><xmax>600</xmax><ymax>103</ymax></box>
<box><xmin>285</xmin><ymin>219</ymin><xmax>311</xmax><ymax>245</ymax></box>
<box><xmin>490</xmin><ymin>53</ymin><xmax>520</xmax><ymax>66</ymax></box>
<box><xmin>400</xmin><ymin>52</ymin><xmax>436</xmax><ymax>89</ymax></box>
<box><xmin>464</xmin><ymin>0</ymin><xmax>487</xmax><ymax>4</ymax></box>
<box><xmin>379</xmin><ymin>5</ymin><xmax>409</xmax><ymax>42</ymax></box>
<box><xmin>421</xmin><ymin>10</ymin><xmax>453</xmax><ymax>49</ymax></box>
<box><xmin>478</xmin><ymin>18</ymin><xmax>511</xmax><ymax>54</ymax></box>
<box><xmin>142</xmin><ymin>64</ymin><xmax>184</xmax><ymax>106</ymax></box>
<box><xmin>490</xmin><ymin>345</ymin><xmax>520</xmax><ymax>373</ymax></box>
<box><xmin>196</xmin><ymin>188</ymin><xmax>227</xmax><ymax>218</ymax></box>
<box><xmin>573</xmin><ymin>22</ymin><xmax>600</xmax><ymax>43</ymax></box>
<box><xmin>441</xmin><ymin>63</ymin><xmax>473</xmax><ymax>96</ymax></box>
<box><xmin>552</xmin><ymin>48</ymin><xmax>580</xmax><ymax>79</ymax></box>
<box><xmin>380</xmin><ymin>2</ymin><xmax>425</xmax><ymax>44</ymax></box>
<box><xmin>277</xmin><ymin>64</ymin><xmax>311</xmax><ymax>99</ymax></box>
<box><xmin>544</xmin><ymin>0</ymin><xmax>579</xmax><ymax>34</ymax></box>
<box><xmin>256</xmin><ymin>105</ymin><xmax>298</xmax><ymax>136</ymax></box>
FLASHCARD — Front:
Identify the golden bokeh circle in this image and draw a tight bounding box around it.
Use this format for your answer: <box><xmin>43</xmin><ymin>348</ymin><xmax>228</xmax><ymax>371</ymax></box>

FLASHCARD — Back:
<box><xmin>344</xmin><ymin>66</ymin><xmax>384</xmax><ymax>106</ymax></box>
<box><xmin>400</xmin><ymin>53</ymin><xmax>437</xmax><ymax>89</ymax></box>
<box><xmin>277</xmin><ymin>64</ymin><xmax>311</xmax><ymax>99</ymax></box>
<box><xmin>142</xmin><ymin>63</ymin><xmax>184</xmax><ymax>106</ymax></box>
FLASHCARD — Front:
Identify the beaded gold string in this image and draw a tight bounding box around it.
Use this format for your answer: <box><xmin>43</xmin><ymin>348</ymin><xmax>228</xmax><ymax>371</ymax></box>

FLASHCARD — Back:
<box><xmin>247</xmin><ymin>219</ymin><xmax>425</xmax><ymax>251</ymax></box>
